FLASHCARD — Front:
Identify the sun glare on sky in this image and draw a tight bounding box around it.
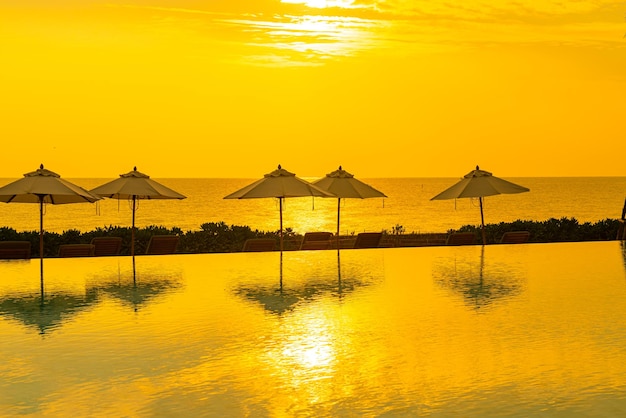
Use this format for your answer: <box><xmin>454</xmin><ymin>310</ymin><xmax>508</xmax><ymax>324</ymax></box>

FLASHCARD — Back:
<box><xmin>282</xmin><ymin>0</ymin><xmax>357</xmax><ymax>8</ymax></box>
<box><xmin>227</xmin><ymin>13</ymin><xmax>379</xmax><ymax>64</ymax></box>
<box><xmin>0</xmin><ymin>0</ymin><xmax>624</xmax><ymax>177</ymax></box>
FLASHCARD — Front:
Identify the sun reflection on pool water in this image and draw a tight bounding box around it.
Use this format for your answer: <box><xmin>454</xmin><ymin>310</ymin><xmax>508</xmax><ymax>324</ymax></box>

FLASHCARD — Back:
<box><xmin>283</xmin><ymin>329</ymin><xmax>335</xmax><ymax>370</ymax></box>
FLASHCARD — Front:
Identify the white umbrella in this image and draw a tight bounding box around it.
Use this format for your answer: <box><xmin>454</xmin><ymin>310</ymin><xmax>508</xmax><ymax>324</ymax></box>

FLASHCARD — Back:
<box><xmin>224</xmin><ymin>165</ymin><xmax>334</xmax><ymax>251</ymax></box>
<box><xmin>90</xmin><ymin>167</ymin><xmax>186</xmax><ymax>256</ymax></box>
<box><xmin>0</xmin><ymin>164</ymin><xmax>101</xmax><ymax>259</ymax></box>
<box><xmin>431</xmin><ymin>166</ymin><xmax>529</xmax><ymax>245</ymax></box>
<box><xmin>312</xmin><ymin>166</ymin><xmax>386</xmax><ymax>248</ymax></box>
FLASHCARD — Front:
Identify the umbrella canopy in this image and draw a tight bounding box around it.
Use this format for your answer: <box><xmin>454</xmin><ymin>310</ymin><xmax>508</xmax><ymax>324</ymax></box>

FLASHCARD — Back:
<box><xmin>91</xmin><ymin>167</ymin><xmax>186</xmax><ymax>256</ymax></box>
<box><xmin>431</xmin><ymin>166</ymin><xmax>529</xmax><ymax>244</ymax></box>
<box><xmin>313</xmin><ymin>166</ymin><xmax>386</xmax><ymax>245</ymax></box>
<box><xmin>0</xmin><ymin>164</ymin><xmax>101</xmax><ymax>258</ymax></box>
<box><xmin>91</xmin><ymin>168</ymin><xmax>186</xmax><ymax>201</ymax></box>
<box><xmin>224</xmin><ymin>165</ymin><xmax>334</xmax><ymax>251</ymax></box>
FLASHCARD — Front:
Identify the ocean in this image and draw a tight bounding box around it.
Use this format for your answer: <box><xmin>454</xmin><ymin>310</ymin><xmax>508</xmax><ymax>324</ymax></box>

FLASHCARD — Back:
<box><xmin>0</xmin><ymin>177</ymin><xmax>625</xmax><ymax>235</ymax></box>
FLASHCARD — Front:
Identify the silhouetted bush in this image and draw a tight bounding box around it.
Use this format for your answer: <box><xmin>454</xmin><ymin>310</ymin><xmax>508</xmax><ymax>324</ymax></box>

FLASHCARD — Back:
<box><xmin>456</xmin><ymin>217</ymin><xmax>621</xmax><ymax>244</ymax></box>
<box><xmin>0</xmin><ymin>217</ymin><xmax>621</xmax><ymax>257</ymax></box>
<box><xmin>178</xmin><ymin>222</ymin><xmax>274</xmax><ymax>253</ymax></box>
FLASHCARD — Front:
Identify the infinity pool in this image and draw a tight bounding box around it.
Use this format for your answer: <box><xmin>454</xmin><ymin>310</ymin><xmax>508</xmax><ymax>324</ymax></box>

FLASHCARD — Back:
<box><xmin>1</xmin><ymin>241</ymin><xmax>626</xmax><ymax>417</ymax></box>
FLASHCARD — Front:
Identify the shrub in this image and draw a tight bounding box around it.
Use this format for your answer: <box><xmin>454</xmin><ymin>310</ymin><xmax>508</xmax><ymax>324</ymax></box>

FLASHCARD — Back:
<box><xmin>456</xmin><ymin>217</ymin><xmax>621</xmax><ymax>244</ymax></box>
<box><xmin>0</xmin><ymin>217</ymin><xmax>621</xmax><ymax>256</ymax></box>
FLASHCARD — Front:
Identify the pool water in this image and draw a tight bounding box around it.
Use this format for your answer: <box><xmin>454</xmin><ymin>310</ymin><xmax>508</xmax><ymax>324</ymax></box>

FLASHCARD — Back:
<box><xmin>1</xmin><ymin>241</ymin><xmax>626</xmax><ymax>417</ymax></box>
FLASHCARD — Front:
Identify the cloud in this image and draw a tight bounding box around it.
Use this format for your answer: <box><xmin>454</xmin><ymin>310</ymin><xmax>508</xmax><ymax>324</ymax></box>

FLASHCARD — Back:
<box><xmin>103</xmin><ymin>1</ymin><xmax>626</xmax><ymax>55</ymax></box>
<box><xmin>351</xmin><ymin>0</ymin><xmax>622</xmax><ymax>20</ymax></box>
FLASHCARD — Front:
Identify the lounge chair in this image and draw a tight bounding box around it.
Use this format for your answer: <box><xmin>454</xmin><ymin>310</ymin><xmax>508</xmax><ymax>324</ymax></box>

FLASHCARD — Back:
<box><xmin>0</xmin><ymin>241</ymin><xmax>31</xmax><ymax>259</ymax></box>
<box><xmin>242</xmin><ymin>238</ymin><xmax>276</xmax><ymax>252</ymax></box>
<box><xmin>59</xmin><ymin>244</ymin><xmax>95</xmax><ymax>257</ymax></box>
<box><xmin>445</xmin><ymin>232</ymin><xmax>476</xmax><ymax>246</ymax></box>
<box><xmin>299</xmin><ymin>232</ymin><xmax>333</xmax><ymax>250</ymax></box>
<box><xmin>500</xmin><ymin>231</ymin><xmax>530</xmax><ymax>244</ymax></box>
<box><xmin>146</xmin><ymin>235</ymin><xmax>179</xmax><ymax>255</ymax></box>
<box><xmin>332</xmin><ymin>236</ymin><xmax>356</xmax><ymax>249</ymax></box>
<box><xmin>353</xmin><ymin>232</ymin><xmax>382</xmax><ymax>249</ymax></box>
<box><xmin>91</xmin><ymin>237</ymin><xmax>123</xmax><ymax>256</ymax></box>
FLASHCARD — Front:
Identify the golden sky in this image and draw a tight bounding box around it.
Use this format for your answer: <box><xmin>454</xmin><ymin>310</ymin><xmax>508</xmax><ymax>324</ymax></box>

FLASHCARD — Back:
<box><xmin>1</xmin><ymin>0</ymin><xmax>624</xmax><ymax>178</ymax></box>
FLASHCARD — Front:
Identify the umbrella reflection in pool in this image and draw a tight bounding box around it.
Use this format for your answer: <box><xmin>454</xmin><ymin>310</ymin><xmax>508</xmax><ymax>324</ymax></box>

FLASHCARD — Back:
<box><xmin>0</xmin><ymin>260</ymin><xmax>99</xmax><ymax>335</ymax></box>
<box><xmin>235</xmin><ymin>254</ymin><xmax>299</xmax><ymax>315</ymax></box>
<box><xmin>234</xmin><ymin>251</ymin><xmax>382</xmax><ymax>315</ymax></box>
<box><xmin>433</xmin><ymin>246</ymin><xmax>527</xmax><ymax>309</ymax></box>
<box><xmin>88</xmin><ymin>257</ymin><xmax>183</xmax><ymax>312</ymax></box>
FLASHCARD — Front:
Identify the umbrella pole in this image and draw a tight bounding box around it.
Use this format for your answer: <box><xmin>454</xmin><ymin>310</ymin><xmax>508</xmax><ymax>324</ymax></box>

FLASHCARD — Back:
<box><xmin>336</xmin><ymin>198</ymin><xmax>341</xmax><ymax>250</ymax></box>
<box><xmin>279</xmin><ymin>197</ymin><xmax>283</xmax><ymax>252</ymax></box>
<box><xmin>39</xmin><ymin>195</ymin><xmax>44</xmax><ymax>259</ymax></box>
<box><xmin>479</xmin><ymin>196</ymin><xmax>486</xmax><ymax>245</ymax></box>
<box><xmin>131</xmin><ymin>195</ymin><xmax>136</xmax><ymax>257</ymax></box>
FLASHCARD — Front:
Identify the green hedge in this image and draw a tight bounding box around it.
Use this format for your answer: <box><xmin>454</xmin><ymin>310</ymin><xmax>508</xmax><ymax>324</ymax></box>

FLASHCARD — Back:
<box><xmin>456</xmin><ymin>217</ymin><xmax>621</xmax><ymax>244</ymax></box>
<box><xmin>0</xmin><ymin>222</ymin><xmax>281</xmax><ymax>257</ymax></box>
<box><xmin>0</xmin><ymin>217</ymin><xmax>622</xmax><ymax>257</ymax></box>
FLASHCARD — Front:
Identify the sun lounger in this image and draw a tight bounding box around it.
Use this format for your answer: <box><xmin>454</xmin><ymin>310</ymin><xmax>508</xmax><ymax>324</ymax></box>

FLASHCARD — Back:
<box><xmin>0</xmin><ymin>241</ymin><xmax>31</xmax><ymax>259</ymax></box>
<box><xmin>146</xmin><ymin>235</ymin><xmax>179</xmax><ymax>255</ymax></box>
<box><xmin>242</xmin><ymin>238</ymin><xmax>276</xmax><ymax>252</ymax></box>
<box><xmin>59</xmin><ymin>244</ymin><xmax>95</xmax><ymax>257</ymax></box>
<box><xmin>500</xmin><ymin>231</ymin><xmax>530</xmax><ymax>244</ymax></box>
<box><xmin>299</xmin><ymin>232</ymin><xmax>333</xmax><ymax>250</ymax></box>
<box><xmin>353</xmin><ymin>232</ymin><xmax>382</xmax><ymax>249</ymax></box>
<box><xmin>91</xmin><ymin>237</ymin><xmax>123</xmax><ymax>256</ymax></box>
<box><xmin>445</xmin><ymin>232</ymin><xmax>476</xmax><ymax>245</ymax></box>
